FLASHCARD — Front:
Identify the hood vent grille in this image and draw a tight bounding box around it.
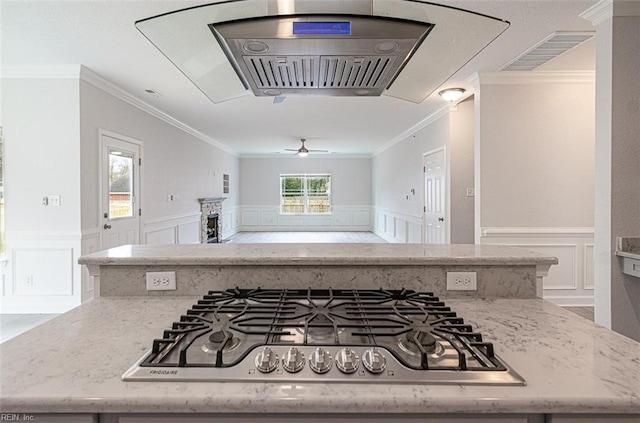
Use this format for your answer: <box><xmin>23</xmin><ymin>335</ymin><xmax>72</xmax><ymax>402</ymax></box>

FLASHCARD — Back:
<box><xmin>212</xmin><ymin>15</ymin><xmax>432</xmax><ymax>97</ymax></box>
<box><xmin>244</xmin><ymin>55</ymin><xmax>398</xmax><ymax>93</ymax></box>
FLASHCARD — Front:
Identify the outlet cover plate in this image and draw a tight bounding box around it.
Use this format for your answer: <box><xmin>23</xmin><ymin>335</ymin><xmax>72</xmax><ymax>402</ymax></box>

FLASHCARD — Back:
<box><xmin>446</xmin><ymin>272</ymin><xmax>477</xmax><ymax>291</ymax></box>
<box><xmin>146</xmin><ymin>271</ymin><xmax>177</xmax><ymax>291</ymax></box>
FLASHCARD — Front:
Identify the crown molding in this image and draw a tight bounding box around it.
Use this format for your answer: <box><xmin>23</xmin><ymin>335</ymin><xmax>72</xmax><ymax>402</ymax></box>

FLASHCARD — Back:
<box><xmin>478</xmin><ymin>71</ymin><xmax>595</xmax><ymax>85</ymax></box>
<box><xmin>373</xmin><ymin>105</ymin><xmax>450</xmax><ymax>157</ymax></box>
<box><xmin>581</xmin><ymin>0</ymin><xmax>640</xmax><ymax>26</ymax></box>
<box><xmin>78</xmin><ymin>66</ymin><xmax>237</xmax><ymax>156</ymax></box>
<box><xmin>1</xmin><ymin>64</ymin><xmax>238</xmax><ymax>156</ymax></box>
<box><xmin>0</xmin><ymin>64</ymin><xmax>82</xmax><ymax>78</ymax></box>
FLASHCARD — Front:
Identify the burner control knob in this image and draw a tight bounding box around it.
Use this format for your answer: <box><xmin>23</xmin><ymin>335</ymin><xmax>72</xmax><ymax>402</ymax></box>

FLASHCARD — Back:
<box><xmin>255</xmin><ymin>347</ymin><xmax>279</xmax><ymax>373</ymax></box>
<box><xmin>282</xmin><ymin>347</ymin><xmax>305</xmax><ymax>373</ymax></box>
<box><xmin>309</xmin><ymin>347</ymin><xmax>333</xmax><ymax>374</ymax></box>
<box><xmin>335</xmin><ymin>347</ymin><xmax>360</xmax><ymax>374</ymax></box>
<box><xmin>362</xmin><ymin>348</ymin><xmax>387</xmax><ymax>374</ymax></box>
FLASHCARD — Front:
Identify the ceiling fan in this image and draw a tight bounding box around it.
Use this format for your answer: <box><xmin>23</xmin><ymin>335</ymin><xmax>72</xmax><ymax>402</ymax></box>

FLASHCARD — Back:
<box><xmin>285</xmin><ymin>139</ymin><xmax>329</xmax><ymax>157</ymax></box>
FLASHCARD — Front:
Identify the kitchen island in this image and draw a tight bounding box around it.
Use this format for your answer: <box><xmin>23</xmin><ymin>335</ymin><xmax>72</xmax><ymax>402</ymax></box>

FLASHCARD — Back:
<box><xmin>1</xmin><ymin>297</ymin><xmax>639</xmax><ymax>421</ymax></box>
<box><xmin>1</xmin><ymin>244</ymin><xmax>638</xmax><ymax>422</ymax></box>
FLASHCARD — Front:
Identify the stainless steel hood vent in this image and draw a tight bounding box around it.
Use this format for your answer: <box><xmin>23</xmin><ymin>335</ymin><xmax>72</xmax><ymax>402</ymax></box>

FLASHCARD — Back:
<box><xmin>135</xmin><ymin>0</ymin><xmax>510</xmax><ymax>104</ymax></box>
<box><xmin>210</xmin><ymin>16</ymin><xmax>432</xmax><ymax>97</ymax></box>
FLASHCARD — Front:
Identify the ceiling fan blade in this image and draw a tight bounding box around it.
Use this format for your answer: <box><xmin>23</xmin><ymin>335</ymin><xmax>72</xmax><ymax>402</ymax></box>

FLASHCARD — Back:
<box><xmin>308</xmin><ymin>149</ymin><xmax>329</xmax><ymax>152</ymax></box>
<box><xmin>284</xmin><ymin>148</ymin><xmax>298</xmax><ymax>151</ymax></box>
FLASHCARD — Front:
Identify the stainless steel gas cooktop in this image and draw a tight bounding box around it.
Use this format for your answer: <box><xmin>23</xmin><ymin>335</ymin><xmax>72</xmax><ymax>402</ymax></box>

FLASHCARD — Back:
<box><xmin>123</xmin><ymin>288</ymin><xmax>525</xmax><ymax>385</ymax></box>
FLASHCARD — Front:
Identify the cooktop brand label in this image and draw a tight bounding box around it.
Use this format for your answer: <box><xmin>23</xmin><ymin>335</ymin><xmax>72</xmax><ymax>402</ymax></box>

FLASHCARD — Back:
<box><xmin>149</xmin><ymin>369</ymin><xmax>178</xmax><ymax>375</ymax></box>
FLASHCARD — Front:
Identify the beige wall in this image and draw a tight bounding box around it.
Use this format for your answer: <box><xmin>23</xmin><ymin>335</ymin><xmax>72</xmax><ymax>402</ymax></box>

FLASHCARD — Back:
<box><xmin>80</xmin><ymin>80</ymin><xmax>239</xmax><ymax>229</ymax></box>
<box><xmin>240</xmin><ymin>157</ymin><xmax>371</xmax><ymax>207</ymax></box>
<box><xmin>478</xmin><ymin>79</ymin><xmax>595</xmax><ymax>228</ymax></box>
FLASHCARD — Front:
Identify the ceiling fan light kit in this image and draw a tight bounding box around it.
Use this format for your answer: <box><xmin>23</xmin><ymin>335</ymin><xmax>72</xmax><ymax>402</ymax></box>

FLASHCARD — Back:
<box><xmin>284</xmin><ymin>139</ymin><xmax>328</xmax><ymax>157</ymax></box>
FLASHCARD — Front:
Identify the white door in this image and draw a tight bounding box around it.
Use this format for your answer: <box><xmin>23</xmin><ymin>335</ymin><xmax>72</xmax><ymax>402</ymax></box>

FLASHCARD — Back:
<box><xmin>424</xmin><ymin>148</ymin><xmax>447</xmax><ymax>243</ymax></box>
<box><xmin>101</xmin><ymin>133</ymin><xmax>141</xmax><ymax>249</ymax></box>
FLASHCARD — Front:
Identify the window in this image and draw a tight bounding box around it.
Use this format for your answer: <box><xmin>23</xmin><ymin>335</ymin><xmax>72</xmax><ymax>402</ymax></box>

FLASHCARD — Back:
<box><xmin>108</xmin><ymin>149</ymin><xmax>134</xmax><ymax>218</ymax></box>
<box><xmin>280</xmin><ymin>174</ymin><xmax>331</xmax><ymax>214</ymax></box>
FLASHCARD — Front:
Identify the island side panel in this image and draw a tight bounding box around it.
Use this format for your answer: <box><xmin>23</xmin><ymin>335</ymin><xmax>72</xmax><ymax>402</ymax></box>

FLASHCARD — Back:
<box><xmin>97</xmin><ymin>264</ymin><xmax>538</xmax><ymax>299</ymax></box>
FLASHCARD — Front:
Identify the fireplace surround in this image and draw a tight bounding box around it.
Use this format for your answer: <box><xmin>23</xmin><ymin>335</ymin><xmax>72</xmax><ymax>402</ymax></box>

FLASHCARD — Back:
<box><xmin>198</xmin><ymin>197</ymin><xmax>226</xmax><ymax>243</ymax></box>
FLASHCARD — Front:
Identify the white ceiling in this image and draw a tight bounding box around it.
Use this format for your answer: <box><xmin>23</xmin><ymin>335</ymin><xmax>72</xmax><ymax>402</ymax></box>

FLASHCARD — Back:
<box><xmin>1</xmin><ymin>0</ymin><xmax>597</xmax><ymax>156</ymax></box>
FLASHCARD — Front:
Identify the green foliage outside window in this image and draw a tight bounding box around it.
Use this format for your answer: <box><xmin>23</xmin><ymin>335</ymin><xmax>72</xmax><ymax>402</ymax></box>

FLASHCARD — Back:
<box><xmin>281</xmin><ymin>174</ymin><xmax>330</xmax><ymax>214</ymax></box>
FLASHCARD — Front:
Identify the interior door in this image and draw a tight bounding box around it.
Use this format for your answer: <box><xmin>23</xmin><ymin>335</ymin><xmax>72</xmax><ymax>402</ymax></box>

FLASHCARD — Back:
<box><xmin>424</xmin><ymin>148</ymin><xmax>447</xmax><ymax>243</ymax></box>
<box><xmin>101</xmin><ymin>133</ymin><xmax>141</xmax><ymax>249</ymax></box>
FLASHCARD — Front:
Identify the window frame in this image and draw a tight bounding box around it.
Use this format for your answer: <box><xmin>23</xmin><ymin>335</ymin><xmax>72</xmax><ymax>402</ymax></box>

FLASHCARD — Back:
<box><xmin>280</xmin><ymin>173</ymin><xmax>331</xmax><ymax>215</ymax></box>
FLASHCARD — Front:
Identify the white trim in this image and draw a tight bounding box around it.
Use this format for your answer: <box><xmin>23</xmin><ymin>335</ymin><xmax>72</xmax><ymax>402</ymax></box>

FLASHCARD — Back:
<box><xmin>372</xmin><ymin>206</ymin><xmax>423</xmax><ymax>244</ymax></box>
<box><xmin>80</xmin><ymin>66</ymin><xmax>237</xmax><ymax>156</ymax></box>
<box><xmin>478</xmin><ymin>71</ymin><xmax>595</xmax><ymax>85</ymax></box>
<box><xmin>581</xmin><ymin>0</ymin><xmax>640</xmax><ymax>25</ymax></box>
<box><xmin>144</xmin><ymin>212</ymin><xmax>201</xmax><ymax>232</ymax></box>
<box><xmin>4</xmin><ymin>230</ymin><xmax>83</xmax><ymax>242</ymax></box>
<box><xmin>584</xmin><ymin>244</ymin><xmax>595</xmax><ymax>289</ymax></box>
<box><xmin>239</xmin><ymin>205</ymin><xmax>373</xmax><ymax>232</ymax></box>
<box><xmin>543</xmin><ymin>296</ymin><xmax>595</xmax><ymax>307</ymax></box>
<box><xmin>0</xmin><ymin>64</ymin><xmax>81</xmax><ymax>79</ymax></box>
<box><xmin>482</xmin><ymin>227</ymin><xmax>595</xmax><ymax>237</ymax></box>
<box><xmin>374</xmin><ymin>105</ymin><xmax>450</xmax><ymax>156</ymax></box>
<box><xmin>481</xmin><ymin>227</ymin><xmax>595</xmax><ymax>305</ymax></box>
<box><xmin>99</xmin><ymin>130</ymin><xmax>143</xmax><ymax>247</ymax></box>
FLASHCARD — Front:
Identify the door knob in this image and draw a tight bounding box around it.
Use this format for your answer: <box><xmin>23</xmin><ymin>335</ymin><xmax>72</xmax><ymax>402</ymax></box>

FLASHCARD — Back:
<box><xmin>104</xmin><ymin>224</ymin><xmax>112</xmax><ymax>230</ymax></box>
<box><xmin>438</xmin><ymin>217</ymin><xmax>444</xmax><ymax>222</ymax></box>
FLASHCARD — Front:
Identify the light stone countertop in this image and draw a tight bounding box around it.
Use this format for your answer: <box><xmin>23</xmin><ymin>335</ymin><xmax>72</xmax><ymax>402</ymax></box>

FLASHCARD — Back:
<box><xmin>1</xmin><ymin>296</ymin><xmax>639</xmax><ymax>415</ymax></box>
<box><xmin>78</xmin><ymin>243</ymin><xmax>558</xmax><ymax>267</ymax></box>
<box><xmin>617</xmin><ymin>237</ymin><xmax>640</xmax><ymax>260</ymax></box>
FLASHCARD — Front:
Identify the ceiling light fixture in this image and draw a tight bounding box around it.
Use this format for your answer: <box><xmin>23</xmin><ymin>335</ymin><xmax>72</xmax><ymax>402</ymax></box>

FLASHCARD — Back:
<box><xmin>438</xmin><ymin>88</ymin><xmax>466</xmax><ymax>102</ymax></box>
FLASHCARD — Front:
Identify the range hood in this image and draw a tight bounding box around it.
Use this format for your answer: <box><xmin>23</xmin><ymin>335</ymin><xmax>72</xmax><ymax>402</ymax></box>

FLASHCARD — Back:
<box><xmin>136</xmin><ymin>0</ymin><xmax>509</xmax><ymax>104</ymax></box>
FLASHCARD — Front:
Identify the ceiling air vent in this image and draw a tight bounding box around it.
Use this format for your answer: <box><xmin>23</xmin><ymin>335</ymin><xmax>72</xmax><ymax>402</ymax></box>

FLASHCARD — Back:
<box><xmin>501</xmin><ymin>31</ymin><xmax>595</xmax><ymax>72</ymax></box>
<box><xmin>211</xmin><ymin>15</ymin><xmax>432</xmax><ymax>97</ymax></box>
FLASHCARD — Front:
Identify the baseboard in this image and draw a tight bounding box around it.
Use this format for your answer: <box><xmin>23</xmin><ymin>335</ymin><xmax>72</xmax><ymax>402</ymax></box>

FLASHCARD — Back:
<box><xmin>543</xmin><ymin>296</ymin><xmax>595</xmax><ymax>307</ymax></box>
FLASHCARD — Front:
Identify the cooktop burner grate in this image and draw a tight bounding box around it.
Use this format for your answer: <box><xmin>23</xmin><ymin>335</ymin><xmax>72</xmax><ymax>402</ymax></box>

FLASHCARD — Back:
<box><xmin>141</xmin><ymin>288</ymin><xmax>509</xmax><ymax>374</ymax></box>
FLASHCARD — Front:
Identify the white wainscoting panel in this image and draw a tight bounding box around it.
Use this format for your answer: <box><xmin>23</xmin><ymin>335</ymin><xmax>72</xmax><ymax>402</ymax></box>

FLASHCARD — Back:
<box><xmin>584</xmin><ymin>244</ymin><xmax>595</xmax><ymax>290</ymax></box>
<box><xmin>238</xmin><ymin>206</ymin><xmax>373</xmax><ymax>231</ymax></box>
<box><xmin>178</xmin><ymin>221</ymin><xmax>200</xmax><ymax>244</ymax></box>
<box><xmin>481</xmin><ymin>227</ymin><xmax>595</xmax><ymax>306</ymax></box>
<box><xmin>145</xmin><ymin>227</ymin><xmax>176</xmax><ymax>245</ymax></box>
<box><xmin>143</xmin><ymin>212</ymin><xmax>201</xmax><ymax>245</ymax></box>
<box><xmin>373</xmin><ymin>207</ymin><xmax>424</xmax><ymax>243</ymax></box>
<box><xmin>2</xmin><ymin>230</ymin><xmax>83</xmax><ymax>313</ymax></box>
<box><xmin>221</xmin><ymin>206</ymin><xmax>240</xmax><ymax>239</ymax></box>
<box><xmin>331</xmin><ymin>210</ymin><xmax>351</xmax><ymax>226</ymax></box>
<box><xmin>241</xmin><ymin>210</ymin><xmax>260</xmax><ymax>227</ymax></box>
<box><xmin>260</xmin><ymin>210</ymin><xmax>278</xmax><ymax>226</ymax></box>
<box><xmin>13</xmin><ymin>248</ymin><xmax>74</xmax><ymax>296</ymax></box>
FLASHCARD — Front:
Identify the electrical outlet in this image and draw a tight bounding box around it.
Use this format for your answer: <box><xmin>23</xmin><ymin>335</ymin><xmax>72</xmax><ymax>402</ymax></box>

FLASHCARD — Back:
<box><xmin>446</xmin><ymin>272</ymin><xmax>477</xmax><ymax>291</ymax></box>
<box><xmin>146</xmin><ymin>271</ymin><xmax>176</xmax><ymax>291</ymax></box>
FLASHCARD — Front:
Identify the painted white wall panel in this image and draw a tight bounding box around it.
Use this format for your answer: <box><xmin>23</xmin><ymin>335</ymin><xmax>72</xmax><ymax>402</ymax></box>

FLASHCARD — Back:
<box><xmin>178</xmin><ymin>221</ymin><xmax>200</xmax><ymax>244</ymax></box>
<box><xmin>13</xmin><ymin>248</ymin><xmax>73</xmax><ymax>296</ymax></box>
<box><xmin>146</xmin><ymin>227</ymin><xmax>176</xmax><ymax>245</ymax></box>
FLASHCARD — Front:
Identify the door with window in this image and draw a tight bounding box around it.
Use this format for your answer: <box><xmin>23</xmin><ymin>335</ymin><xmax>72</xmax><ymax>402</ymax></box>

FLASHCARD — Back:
<box><xmin>101</xmin><ymin>133</ymin><xmax>141</xmax><ymax>249</ymax></box>
<box><xmin>424</xmin><ymin>148</ymin><xmax>447</xmax><ymax>243</ymax></box>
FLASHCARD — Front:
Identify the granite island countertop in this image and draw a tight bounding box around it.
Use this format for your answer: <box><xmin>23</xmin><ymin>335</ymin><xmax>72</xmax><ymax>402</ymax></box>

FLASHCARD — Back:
<box><xmin>78</xmin><ymin>243</ymin><xmax>558</xmax><ymax>267</ymax></box>
<box><xmin>1</xmin><ymin>297</ymin><xmax>639</xmax><ymax>415</ymax></box>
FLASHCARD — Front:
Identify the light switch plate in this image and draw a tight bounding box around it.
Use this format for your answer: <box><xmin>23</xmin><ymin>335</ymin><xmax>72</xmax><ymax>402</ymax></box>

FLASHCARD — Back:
<box><xmin>146</xmin><ymin>271</ymin><xmax>177</xmax><ymax>291</ymax></box>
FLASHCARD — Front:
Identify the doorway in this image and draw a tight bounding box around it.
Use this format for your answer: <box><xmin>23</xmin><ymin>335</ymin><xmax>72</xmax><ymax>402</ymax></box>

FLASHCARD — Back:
<box><xmin>100</xmin><ymin>131</ymin><xmax>142</xmax><ymax>249</ymax></box>
<box><xmin>423</xmin><ymin>147</ymin><xmax>447</xmax><ymax>243</ymax></box>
